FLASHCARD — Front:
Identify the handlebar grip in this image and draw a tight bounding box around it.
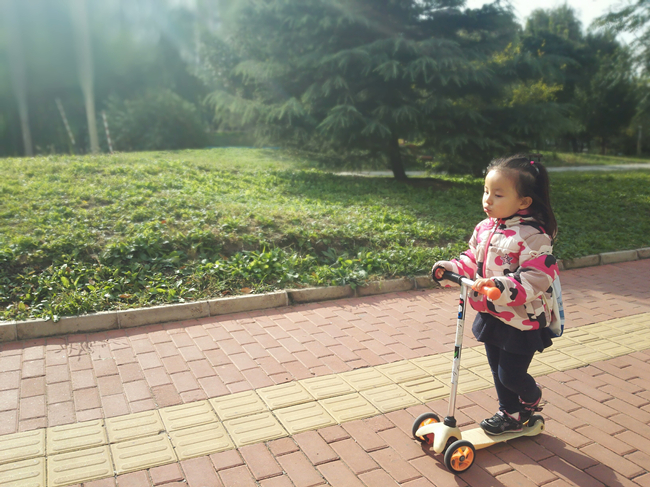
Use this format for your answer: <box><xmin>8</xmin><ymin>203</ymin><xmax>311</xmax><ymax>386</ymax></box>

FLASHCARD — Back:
<box><xmin>441</xmin><ymin>270</ymin><xmax>463</xmax><ymax>285</ymax></box>
<box><xmin>483</xmin><ymin>287</ymin><xmax>501</xmax><ymax>300</ymax></box>
<box><xmin>441</xmin><ymin>271</ymin><xmax>501</xmax><ymax>300</ymax></box>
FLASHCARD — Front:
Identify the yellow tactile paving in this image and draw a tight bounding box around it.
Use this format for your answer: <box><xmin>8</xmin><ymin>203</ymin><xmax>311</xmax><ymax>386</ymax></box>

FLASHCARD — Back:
<box><xmin>458</xmin><ymin>371</ymin><xmax>494</xmax><ymax>394</ymax></box>
<box><xmin>0</xmin><ymin>457</ymin><xmax>46</xmax><ymax>487</ymax></box>
<box><xmin>223</xmin><ymin>412</ymin><xmax>288</xmax><ymax>447</ymax></box>
<box><xmin>320</xmin><ymin>393</ymin><xmax>380</xmax><ymax>423</ymax></box>
<box><xmin>581</xmin><ymin>323</ymin><xmax>622</xmax><ymax>339</ymax></box>
<box><xmin>401</xmin><ymin>376</ymin><xmax>450</xmax><ymax>402</ymax></box>
<box><xmin>210</xmin><ymin>391</ymin><xmax>268</xmax><ymax>421</ymax></box>
<box><xmin>168</xmin><ymin>422</ymin><xmax>234</xmax><ymax>460</ymax></box>
<box><xmin>612</xmin><ymin>333</ymin><xmax>650</xmax><ymax>350</ymax></box>
<box><xmin>47</xmin><ymin>420</ymin><xmax>107</xmax><ymax>455</ymax></box>
<box><xmin>110</xmin><ymin>434</ymin><xmax>176</xmax><ymax>475</ymax></box>
<box><xmin>560</xmin><ymin>344</ymin><xmax>610</xmax><ymax>364</ymax></box>
<box><xmin>159</xmin><ymin>400</ymin><xmax>218</xmax><ymax>432</ymax></box>
<box><xmin>535</xmin><ymin>349</ymin><xmax>586</xmax><ymax>371</ymax></box>
<box><xmin>257</xmin><ymin>382</ymin><xmax>314</xmax><ymax>410</ymax></box>
<box><xmin>527</xmin><ymin>359</ymin><xmax>556</xmax><ymax>377</ymax></box>
<box><xmin>300</xmin><ymin>375</ymin><xmax>356</xmax><ymax>400</ymax></box>
<box><xmin>455</xmin><ymin>348</ymin><xmax>487</xmax><ymax>368</ymax></box>
<box><xmin>562</xmin><ymin>328</ymin><xmax>599</xmax><ymax>344</ymax></box>
<box><xmin>274</xmin><ymin>402</ymin><xmax>337</xmax><ymax>434</ymax></box>
<box><xmin>105</xmin><ymin>410</ymin><xmax>165</xmax><ymax>443</ymax></box>
<box><xmin>580</xmin><ymin>337</ymin><xmax>629</xmax><ymax>356</ymax></box>
<box><xmin>376</xmin><ymin>360</ymin><xmax>428</xmax><ymax>383</ymax></box>
<box><xmin>47</xmin><ymin>446</ymin><xmax>113</xmax><ymax>487</ymax></box>
<box><xmin>361</xmin><ymin>384</ymin><xmax>420</xmax><ymax>413</ymax></box>
<box><xmin>339</xmin><ymin>367</ymin><xmax>392</xmax><ymax>391</ymax></box>
<box><xmin>0</xmin><ymin>429</ymin><xmax>45</xmax><ymax>465</ymax></box>
<box><xmin>616</xmin><ymin>315</ymin><xmax>649</xmax><ymax>333</ymax></box>
<box><xmin>411</xmin><ymin>354</ymin><xmax>453</xmax><ymax>376</ymax></box>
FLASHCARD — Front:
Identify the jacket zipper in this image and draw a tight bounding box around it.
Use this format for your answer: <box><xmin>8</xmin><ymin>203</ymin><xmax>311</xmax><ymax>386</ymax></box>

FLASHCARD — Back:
<box><xmin>482</xmin><ymin>218</ymin><xmax>501</xmax><ymax>278</ymax></box>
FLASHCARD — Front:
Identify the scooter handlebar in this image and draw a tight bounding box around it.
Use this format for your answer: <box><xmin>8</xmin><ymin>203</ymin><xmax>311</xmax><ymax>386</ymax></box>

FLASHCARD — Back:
<box><xmin>441</xmin><ymin>271</ymin><xmax>501</xmax><ymax>300</ymax></box>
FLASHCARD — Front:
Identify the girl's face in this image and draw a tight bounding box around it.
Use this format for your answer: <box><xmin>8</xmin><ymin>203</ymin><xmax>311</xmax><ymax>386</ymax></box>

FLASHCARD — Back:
<box><xmin>482</xmin><ymin>169</ymin><xmax>532</xmax><ymax>219</ymax></box>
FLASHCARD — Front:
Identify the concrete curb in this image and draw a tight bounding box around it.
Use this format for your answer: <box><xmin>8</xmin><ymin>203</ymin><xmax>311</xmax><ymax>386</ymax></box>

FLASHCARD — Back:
<box><xmin>2</xmin><ymin>248</ymin><xmax>649</xmax><ymax>342</ymax></box>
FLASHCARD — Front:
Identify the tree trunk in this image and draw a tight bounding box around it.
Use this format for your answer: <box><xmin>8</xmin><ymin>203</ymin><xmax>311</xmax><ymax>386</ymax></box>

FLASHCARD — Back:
<box><xmin>70</xmin><ymin>0</ymin><xmax>100</xmax><ymax>154</ymax></box>
<box><xmin>2</xmin><ymin>0</ymin><xmax>34</xmax><ymax>157</ymax></box>
<box><xmin>387</xmin><ymin>136</ymin><xmax>408</xmax><ymax>181</ymax></box>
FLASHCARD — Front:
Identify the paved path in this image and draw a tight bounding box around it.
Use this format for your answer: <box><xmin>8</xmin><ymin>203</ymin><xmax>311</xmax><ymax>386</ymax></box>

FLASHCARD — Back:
<box><xmin>335</xmin><ymin>163</ymin><xmax>650</xmax><ymax>177</ymax></box>
<box><xmin>1</xmin><ymin>260</ymin><xmax>650</xmax><ymax>487</ymax></box>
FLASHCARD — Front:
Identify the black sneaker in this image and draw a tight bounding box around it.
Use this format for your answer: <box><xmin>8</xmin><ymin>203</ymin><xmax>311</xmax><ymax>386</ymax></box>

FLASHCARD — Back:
<box><xmin>480</xmin><ymin>411</ymin><xmax>523</xmax><ymax>435</ymax></box>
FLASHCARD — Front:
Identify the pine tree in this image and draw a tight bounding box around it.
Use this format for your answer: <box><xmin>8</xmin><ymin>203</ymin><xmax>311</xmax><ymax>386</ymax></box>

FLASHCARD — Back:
<box><xmin>204</xmin><ymin>0</ymin><xmax>546</xmax><ymax>177</ymax></box>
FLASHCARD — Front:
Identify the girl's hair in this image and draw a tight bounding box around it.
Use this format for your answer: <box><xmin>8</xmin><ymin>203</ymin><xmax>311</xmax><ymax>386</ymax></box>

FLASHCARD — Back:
<box><xmin>487</xmin><ymin>153</ymin><xmax>558</xmax><ymax>239</ymax></box>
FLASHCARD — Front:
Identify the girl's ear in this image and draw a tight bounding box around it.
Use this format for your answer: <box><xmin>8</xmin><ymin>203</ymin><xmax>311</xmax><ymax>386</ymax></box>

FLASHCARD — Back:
<box><xmin>519</xmin><ymin>196</ymin><xmax>533</xmax><ymax>210</ymax></box>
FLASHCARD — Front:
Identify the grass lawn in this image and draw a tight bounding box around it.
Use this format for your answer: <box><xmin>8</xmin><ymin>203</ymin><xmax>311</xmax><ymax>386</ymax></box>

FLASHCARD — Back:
<box><xmin>1</xmin><ymin>149</ymin><xmax>649</xmax><ymax>321</ymax></box>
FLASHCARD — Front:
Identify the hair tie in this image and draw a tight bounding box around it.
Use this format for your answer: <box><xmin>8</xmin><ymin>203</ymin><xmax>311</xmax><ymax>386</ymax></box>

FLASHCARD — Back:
<box><xmin>530</xmin><ymin>160</ymin><xmax>539</xmax><ymax>175</ymax></box>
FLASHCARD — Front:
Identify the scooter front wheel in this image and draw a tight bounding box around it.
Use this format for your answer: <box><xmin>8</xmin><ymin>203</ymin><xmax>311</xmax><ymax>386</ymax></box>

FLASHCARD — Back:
<box><xmin>444</xmin><ymin>439</ymin><xmax>475</xmax><ymax>473</ymax></box>
<box><xmin>411</xmin><ymin>412</ymin><xmax>440</xmax><ymax>444</ymax></box>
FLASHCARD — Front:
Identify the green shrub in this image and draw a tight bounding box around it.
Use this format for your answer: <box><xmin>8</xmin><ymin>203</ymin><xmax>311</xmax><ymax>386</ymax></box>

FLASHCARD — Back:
<box><xmin>105</xmin><ymin>89</ymin><xmax>207</xmax><ymax>151</ymax></box>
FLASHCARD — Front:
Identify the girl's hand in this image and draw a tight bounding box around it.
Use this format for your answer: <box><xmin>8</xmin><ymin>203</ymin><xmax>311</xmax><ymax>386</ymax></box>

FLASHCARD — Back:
<box><xmin>431</xmin><ymin>262</ymin><xmax>450</xmax><ymax>283</ymax></box>
<box><xmin>472</xmin><ymin>278</ymin><xmax>495</xmax><ymax>294</ymax></box>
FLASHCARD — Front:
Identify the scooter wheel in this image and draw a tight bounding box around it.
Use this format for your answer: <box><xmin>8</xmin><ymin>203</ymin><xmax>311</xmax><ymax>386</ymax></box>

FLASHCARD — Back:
<box><xmin>412</xmin><ymin>412</ymin><xmax>440</xmax><ymax>444</ymax></box>
<box><xmin>444</xmin><ymin>439</ymin><xmax>475</xmax><ymax>473</ymax></box>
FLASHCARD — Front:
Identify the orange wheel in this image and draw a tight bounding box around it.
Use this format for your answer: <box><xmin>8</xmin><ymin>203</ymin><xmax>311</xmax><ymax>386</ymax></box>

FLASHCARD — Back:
<box><xmin>412</xmin><ymin>412</ymin><xmax>440</xmax><ymax>444</ymax></box>
<box><xmin>443</xmin><ymin>440</ymin><xmax>475</xmax><ymax>473</ymax></box>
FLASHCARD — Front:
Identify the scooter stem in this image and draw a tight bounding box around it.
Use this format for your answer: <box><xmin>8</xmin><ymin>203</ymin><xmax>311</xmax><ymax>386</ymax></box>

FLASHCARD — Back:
<box><xmin>446</xmin><ymin>281</ymin><xmax>469</xmax><ymax>423</ymax></box>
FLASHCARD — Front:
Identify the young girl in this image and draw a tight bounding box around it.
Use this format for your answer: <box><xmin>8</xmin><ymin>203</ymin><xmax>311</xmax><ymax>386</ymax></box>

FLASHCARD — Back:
<box><xmin>432</xmin><ymin>154</ymin><xmax>559</xmax><ymax>435</ymax></box>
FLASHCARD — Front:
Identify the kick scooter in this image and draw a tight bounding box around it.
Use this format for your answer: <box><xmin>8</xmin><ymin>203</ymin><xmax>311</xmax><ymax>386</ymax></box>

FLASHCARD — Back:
<box><xmin>411</xmin><ymin>270</ymin><xmax>544</xmax><ymax>474</ymax></box>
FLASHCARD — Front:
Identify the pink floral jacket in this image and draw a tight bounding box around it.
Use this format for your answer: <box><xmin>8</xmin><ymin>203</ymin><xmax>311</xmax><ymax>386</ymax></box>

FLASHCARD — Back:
<box><xmin>435</xmin><ymin>213</ymin><xmax>559</xmax><ymax>331</ymax></box>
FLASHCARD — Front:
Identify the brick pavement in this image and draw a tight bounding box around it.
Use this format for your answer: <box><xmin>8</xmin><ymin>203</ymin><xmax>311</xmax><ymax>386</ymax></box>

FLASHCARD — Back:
<box><xmin>1</xmin><ymin>259</ymin><xmax>650</xmax><ymax>486</ymax></box>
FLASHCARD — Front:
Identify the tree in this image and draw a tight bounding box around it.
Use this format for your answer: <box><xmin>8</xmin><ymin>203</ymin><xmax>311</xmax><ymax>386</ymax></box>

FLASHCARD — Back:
<box><xmin>69</xmin><ymin>0</ymin><xmax>100</xmax><ymax>153</ymax></box>
<box><xmin>206</xmin><ymin>0</ymin><xmax>552</xmax><ymax>178</ymax></box>
<box><xmin>575</xmin><ymin>34</ymin><xmax>638</xmax><ymax>153</ymax></box>
<box><xmin>1</xmin><ymin>0</ymin><xmax>34</xmax><ymax>156</ymax></box>
<box><xmin>596</xmin><ymin>0</ymin><xmax>650</xmax><ymax>73</ymax></box>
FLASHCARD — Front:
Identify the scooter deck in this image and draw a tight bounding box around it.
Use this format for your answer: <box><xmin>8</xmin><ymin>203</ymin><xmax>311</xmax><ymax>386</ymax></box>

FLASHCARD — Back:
<box><xmin>461</xmin><ymin>416</ymin><xmax>544</xmax><ymax>450</ymax></box>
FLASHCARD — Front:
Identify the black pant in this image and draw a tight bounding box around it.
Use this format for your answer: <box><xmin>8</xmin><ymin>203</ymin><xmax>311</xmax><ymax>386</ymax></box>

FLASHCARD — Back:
<box><xmin>484</xmin><ymin>343</ymin><xmax>539</xmax><ymax>414</ymax></box>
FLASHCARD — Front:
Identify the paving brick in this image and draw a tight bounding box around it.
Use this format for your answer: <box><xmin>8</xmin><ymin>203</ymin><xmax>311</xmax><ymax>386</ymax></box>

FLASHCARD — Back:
<box><xmin>534</xmin><ymin>435</ymin><xmax>599</xmax><ymax>471</ymax></box>
<box><xmin>116</xmin><ymin>471</ymin><xmax>152</xmax><ymax>487</ymax></box>
<box><xmin>217</xmin><ymin>466</ymin><xmax>257</xmax><ymax>487</ymax></box>
<box><xmin>342</xmin><ymin>420</ymin><xmax>388</xmax><ymax>452</ymax></box>
<box><xmin>318</xmin><ymin>461</ymin><xmax>365</xmax><ymax>487</ymax></box>
<box><xmin>21</xmin><ymin>377</ymin><xmax>46</xmax><ymax>398</ymax></box>
<box><xmin>318</xmin><ymin>425</ymin><xmax>350</xmax><ymax>444</ymax></box>
<box><xmin>330</xmin><ymin>438</ymin><xmax>378</xmax><ymax>475</ymax></box>
<box><xmin>294</xmin><ymin>431</ymin><xmax>339</xmax><ymax>466</ymax></box>
<box><xmin>370</xmin><ymin>447</ymin><xmax>421</xmax><ymax>484</ymax></box>
<box><xmin>259</xmin><ymin>475</ymin><xmax>296</xmax><ymax>487</ymax></box>
<box><xmin>495</xmin><ymin>447</ymin><xmax>557</xmax><ymax>485</ymax></box>
<box><xmin>276</xmin><ymin>451</ymin><xmax>326</xmax><ymax>487</ymax></box>
<box><xmin>20</xmin><ymin>394</ymin><xmax>46</xmax><ymax>420</ymax></box>
<box><xmin>182</xmin><ymin>456</ymin><xmax>223</xmax><ymax>487</ymax></box>
<box><xmin>580</xmin><ymin>443</ymin><xmax>644</xmax><ymax>478</ymax></box>
<box><xmin>85</xmin><ymin>477</ymin><xmax>117</xmax><ymax>487</ymax></box>
<box><xmin>210</xmin><ymin>450</ymin><xmax>244</xmax><ymax>471</ymax></box>
<box><xmin>377</xmin><ymin>426</ymin><xmax>426</xmax><ymax>462</ymax></box>
<box><xmin>358</xmin><ymin>469</ymin><xmax>400</xmax><ymax>487</ymax></box>
<box><xmin>239</xmin><ymin>443</ymin><xmax>283</xmax><ymax>481</ymax></box>
<box><xmin>268</xmin><ymin>438</ymin><xmax>300</xmax><ymax>457</ymax></box>
<box><xmin>149</xmin><ymin>463</ymin><xmax>184</xmax><ymax>485</ymax></box>
<box><xmin>538</xmin><ymin>456</ymin><xmax>606</xmax><ymax>487</ymax></box>
<box><xmin>496</xmin><ymin>470</ymin><xmax>538</xmax><ymax>487</ymax></box>
<box><xmin>151</xmin><ymin>385</ymin><xmax>182</xmax><ymax>408</ymax></box>
<box><xmin>584</xmin><ymin>464</ymin><xmax>641</xmax><ymax>487</ymax></box>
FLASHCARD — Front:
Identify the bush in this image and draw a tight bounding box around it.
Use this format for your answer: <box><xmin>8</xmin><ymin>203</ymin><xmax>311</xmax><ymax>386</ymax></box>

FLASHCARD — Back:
<box><xmin>105</xmin><ymin>89</ymin><xmax>207</xmax><ymax>151</ymax></box>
